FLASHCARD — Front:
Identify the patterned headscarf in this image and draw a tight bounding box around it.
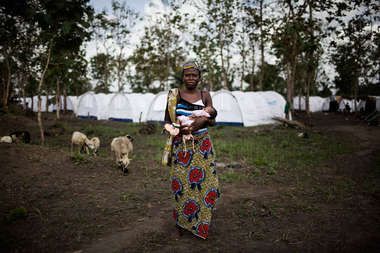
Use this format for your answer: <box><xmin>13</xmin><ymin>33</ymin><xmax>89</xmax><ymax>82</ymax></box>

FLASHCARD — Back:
<box><xmin>181</xmin><ymin>60</ymin><xmax>203</xmax><ymax>79</ymax></box>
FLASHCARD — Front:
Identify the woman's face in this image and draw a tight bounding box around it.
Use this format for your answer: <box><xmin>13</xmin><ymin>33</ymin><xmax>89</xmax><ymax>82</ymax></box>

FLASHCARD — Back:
<box><xmin>183</xmin><ymin>68</ymin><xmax>200</xmax><ymax>90</ymax></box>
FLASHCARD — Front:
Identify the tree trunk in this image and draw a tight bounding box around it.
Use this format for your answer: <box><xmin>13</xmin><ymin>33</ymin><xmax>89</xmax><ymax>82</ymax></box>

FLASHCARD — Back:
<box><xmin>286</xmin><ymin>62</ymin><xmax>293</xmax><ymax>111</ymax></box>
<box><xmin>63</xmin><ymin>81</ymin><xmax>67</xmax><ymax>114</ymax></box>
<box><xmin>3</xmin><ymin>55</ymin><xmax>11</xmax><ymax>109</ymax></box>
<box><xmin>31</xmin><ymin>93</ymin><xmax>34</xmax><ymax>112</ymax></box>
<box><xmin>258</xmin><ymin>0</ymin><xmax>264</xmax><ymax>91</ymax></box>
<box><xmin>220</xmin><ymin>44</ymin><xmax>228</xmax><ymax>90</ymax></box>
<box><xmin>45</xmin><ymin>89</ymin><xmax>49</xmax><ymax>113</ymax></box>
<box><xmin>56</xmin><ymin>78</ymin><xmax>60</xmax><ymax>120</ymax></box>
<box><xmin>37</xmin><ymin>40</ymin><xmax>53</xmax><ymax>146</ymax></box>
<box><xmin>298</xmin><ymin>90</ymin><xmax>302</xmax><ymax>111</ymax></box>
<box><xmin>354</xmin><ymin>70</ymin><xmax>359</xmax><ymax>114</ymax></box>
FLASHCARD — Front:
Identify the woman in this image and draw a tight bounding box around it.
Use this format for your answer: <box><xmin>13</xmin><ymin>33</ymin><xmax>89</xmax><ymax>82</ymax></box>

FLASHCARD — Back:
<box><xmin>164</xmin><ymin>60</ymin><xmax>220</xmax><ymax>239</ymax></box>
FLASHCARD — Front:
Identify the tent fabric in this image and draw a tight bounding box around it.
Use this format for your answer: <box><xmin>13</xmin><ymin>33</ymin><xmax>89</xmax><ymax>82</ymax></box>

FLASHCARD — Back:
<box><xmin>107</xmin><ymin>93</ymin><xmax>134</xmax><ymax>122</ymax></box>
<box><xmin>76</xmin><ymin>92</ymin><xmax>113</xmax><ymax>120</ymax></box>
<box><xmin>145</xmin><ymin>91</ymin><xmax>168</xmax><ymax>123</ymax></box>
<box><xmin>26</xmin><ymin>95</ymin><xmax>55</xmax><ymax>112</ymax></box>
<box><xmin>256</xmin><ymin>91</ymin><xmax>286</xmax><ymax>120</ymax></box>
<box><xmin>125</xmin><ymin>93</ymin><xmax>155</xmax><ymax>122</ymax></box>
<box><xmin>212</xmin><ymin>90</ymin><xmax>244</xmax><ymax>126</ymax></box>
<box><xmin>231</xmin><ymin>91</ymin><xmax>270</xmax><ymax>126</ymax></box>
<box><xmin>293</xmin><ymin>96</ymin><xmax>325</xmax><ymax>112</ymax></box>
<box><xmin>338</xmin><ymin>99</ymin><xmax>357</xmax><ymax>112</ymax></box>
<box><xmin>52</xmin><ymin>96</ymin><xmax>76</xmax><ymax>112</ymax></box>
<box><xmin>77</xmin><ymin>92</ymin><xmax>98</xmax><ymax>119</ymax></box>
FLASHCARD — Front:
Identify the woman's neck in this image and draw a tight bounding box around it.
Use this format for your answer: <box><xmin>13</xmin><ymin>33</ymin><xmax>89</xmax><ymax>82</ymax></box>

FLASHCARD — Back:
<box><xmin>183</xmin><ymin>87</ymin><xmax>199</xmax><ymax>94</ymax></box>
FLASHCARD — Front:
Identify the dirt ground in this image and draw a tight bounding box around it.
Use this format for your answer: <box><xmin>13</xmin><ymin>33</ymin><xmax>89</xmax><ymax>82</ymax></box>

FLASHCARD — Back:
<box><xmin>0</xmin><ymin>109</ymin><xmax>379</xmax><ymax>253</ymax></box>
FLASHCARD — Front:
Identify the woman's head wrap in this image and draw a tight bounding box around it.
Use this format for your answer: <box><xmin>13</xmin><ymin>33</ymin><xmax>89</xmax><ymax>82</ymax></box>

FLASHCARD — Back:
<box><xmin>181</xmin><ymin>60</ymin><xmax>208</xmax><ymax>79</ymax></box>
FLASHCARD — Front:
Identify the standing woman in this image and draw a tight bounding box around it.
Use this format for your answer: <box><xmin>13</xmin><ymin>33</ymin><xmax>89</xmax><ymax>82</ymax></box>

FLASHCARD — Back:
<box><xmin>164</xmin><ymin>61</ymin><xmax>220</xmax><ymax>239</ymax></box>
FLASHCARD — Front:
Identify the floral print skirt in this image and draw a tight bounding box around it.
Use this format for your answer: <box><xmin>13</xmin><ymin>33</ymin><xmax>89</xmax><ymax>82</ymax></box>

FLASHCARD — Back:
<box><xmin>170</xmin><ymin>132</ymin><xmax>220</xmax><ymax>239</ymax></box>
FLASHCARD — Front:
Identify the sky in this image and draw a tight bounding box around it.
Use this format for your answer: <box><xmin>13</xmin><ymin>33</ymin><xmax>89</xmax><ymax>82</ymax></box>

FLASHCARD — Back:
<box><xmin>89</xmin><ymin>0</ymin><xmax>152</xmax><ymax>15</ymax></box>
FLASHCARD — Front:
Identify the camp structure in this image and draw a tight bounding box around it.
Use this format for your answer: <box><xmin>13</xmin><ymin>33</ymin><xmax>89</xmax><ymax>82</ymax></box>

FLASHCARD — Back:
<box><xmin>145</xmin><ymin>91</ymin><xmax>168</xmax><ymax>123</ymax></box>
<box><xmin>52</xmin><ymin>96</ymin><xmax>77</xmax><ymax>113</ymax></box>
<box><xmin>212</xmin><ymin>90</ymin><xmax>244</xmax><ymax>126</ymax></box>
<box><xmin>24</xmin><ymin>95</ymin><xmax>55</xmax><ymax>112</ymax></box>
<box><xmin>256</xmin><ymin>91</ymin><xmax>286</xmax><ymax>119</ymax></box>
<box><xmin>107</xmin><ymin>93</ymin><xmax>134</xmax><ymax>122</ymax></box>
<box><xmin>293</xmin><ymin>96</ymin><xmax>325</xmax><ymax>112</ymax></box>
<box><xmin>213</xmin><ymin>90</ymin><xmax>286</xmax><ymax>126</ymax></box>
<box><xmin>76</xmin><ymin>92</ymin><xmax>113</xmax><ymax>120</ymax></box>
<box><xmin>125</xmin><ymin>93</ymin><xmax>155</xmax><ymax>122</ymax></box>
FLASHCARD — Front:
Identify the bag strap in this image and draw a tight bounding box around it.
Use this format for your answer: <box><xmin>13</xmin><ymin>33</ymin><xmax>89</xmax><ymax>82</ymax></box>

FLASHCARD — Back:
<box><xmin>167</xmin><ymin>88</ymin><xmax>178</xmax><ymax>123</ymax></box>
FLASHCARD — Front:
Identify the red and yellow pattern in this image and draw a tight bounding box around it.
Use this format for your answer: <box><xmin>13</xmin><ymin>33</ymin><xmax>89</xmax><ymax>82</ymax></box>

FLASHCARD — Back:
<box><xmin>170</xmin><ymin>132</ymin><xmax>220</xmax><ymax>239</ymax></box>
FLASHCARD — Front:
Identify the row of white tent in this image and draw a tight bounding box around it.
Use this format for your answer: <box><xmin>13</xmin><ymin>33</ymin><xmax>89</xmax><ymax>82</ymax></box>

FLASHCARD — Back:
<box><xmin>25</xmin><ymin>92</ymin><xmax>379</xmax><ymax>127</ymax></box>
<box><xmin>24</xmin><ymin>90</ymin><xmax>287</xmax><ymax>127</ymax></box>
<box><xmin>293</xmin><ymin>96</ymin><xmax>380</xmax><ymax>112</ymax></box>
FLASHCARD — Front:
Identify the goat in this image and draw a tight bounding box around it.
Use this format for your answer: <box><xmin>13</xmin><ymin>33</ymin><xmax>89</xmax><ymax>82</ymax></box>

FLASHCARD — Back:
<box><xmin>110</xmin><ymin>135</ymin><xmax>133</xmax><ymax>174</ymax></box>
<box><xmin>0</xmin><ymin>136</ymin><xmax>13</xmax><ymax>143</ymax></box>
<box><xmin>90</xmin><ymin>137</ymin><xmax>100</xmax><ymax>155</ymax></box>
<box><xmin>71</xmin><ymin>131</ymin><xmax>95</xmax><ymax>154</ymax></box>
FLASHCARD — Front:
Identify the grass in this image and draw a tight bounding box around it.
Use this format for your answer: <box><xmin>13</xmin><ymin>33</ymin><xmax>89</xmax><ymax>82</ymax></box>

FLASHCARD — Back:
<box><xmin>211</xmin><ymin>126</ymin><xmax>355</xmax><ymax>170</ymax></box>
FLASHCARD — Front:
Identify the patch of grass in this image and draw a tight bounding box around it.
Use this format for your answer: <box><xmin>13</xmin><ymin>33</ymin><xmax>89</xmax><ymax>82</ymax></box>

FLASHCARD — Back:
<box><xmin>7</xmin><ymin>207</ymin><xmax>27</xmax><ymax>223</ymax></box>
<box><xmin>71</xmin><ymin>152</ymin><xmax>86</xmax><ymax>165</ymax></box>
<box><xmin>219</xmin><ymin>171</ymin><xmax>247</xmax><ymax>183</ymax></box>
<box><xmin>211</xmin><ymin>127</ymin><xmax>355</xmax><ymax>171</ymax></box>
<box><xmin>266</xmin><ymin>168</ymin><xmax>277</xmax><ymax>175</ymax></box>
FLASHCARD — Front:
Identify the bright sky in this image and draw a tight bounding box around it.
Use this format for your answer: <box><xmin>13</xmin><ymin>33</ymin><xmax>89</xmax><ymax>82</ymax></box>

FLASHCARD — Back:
<box><xmin>89</xmin><ymin>0</ymin><xmax>152</xmax><ymax>15</ymax></box>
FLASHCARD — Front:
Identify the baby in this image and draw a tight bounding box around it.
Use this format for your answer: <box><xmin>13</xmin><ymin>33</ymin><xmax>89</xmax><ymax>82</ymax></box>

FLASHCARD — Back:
<box><xmin>165</xmin><ymin>106</ymin><xmax>216</xmax><ymax>151</ymax></box>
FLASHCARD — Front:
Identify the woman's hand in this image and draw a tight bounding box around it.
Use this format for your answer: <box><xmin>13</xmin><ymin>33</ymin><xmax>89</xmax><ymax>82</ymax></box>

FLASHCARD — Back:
<box><xmin>180</xmin><ymin>117</ymin><xmax>208</xmax><ymax>134</ymax></box>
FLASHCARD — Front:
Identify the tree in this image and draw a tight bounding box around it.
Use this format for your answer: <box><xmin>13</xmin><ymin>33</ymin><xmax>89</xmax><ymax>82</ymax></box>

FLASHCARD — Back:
<box><xmin>90</xmin><ymin>53</ymin><xmax>114</xmax><ymax>93</ymax></box>
<box><xmin>206</xmin><ymin>0</ymin><xmax>238</xmax><ymax>90</ymax></box>
<box><xmin>109</xmin><ymin>0</ymin><xmax>139</xmax><ymax>92</ymax></box>
<box><xmin>331</xmin><ymin>0</ymin><xmax>379</xmax><ymax>112</ymax></box>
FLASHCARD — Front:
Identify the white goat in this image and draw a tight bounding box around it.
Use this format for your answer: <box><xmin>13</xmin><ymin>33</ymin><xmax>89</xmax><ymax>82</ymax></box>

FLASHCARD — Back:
<box><xmin>71</xmin><ymin>131</ymin><xmax>95</xmax><ymax>154</ymax></box>
<box><xmin>0</xmin><ymin>136</ymin><xmax>13</xmax><ymax>143</ymax></box>
<box><xmin>90</xmin><ymin>137</ymin><xmax>100</xmax><ymax>155</ymax></box>
<box><xmin>110</xmin><ymin>135</ymin><xmax>133</xmax><ymax>173</ymax></box>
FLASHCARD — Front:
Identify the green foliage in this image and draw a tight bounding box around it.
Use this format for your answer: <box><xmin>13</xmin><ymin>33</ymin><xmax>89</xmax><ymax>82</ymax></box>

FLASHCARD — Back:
<box><xmin>7</xmin><ymin>207</ymin><xmax>28</xmax><ymax>223</ymax></box>
<box><xmin>71</xmin><ymin>152</ymin><xmax>86</xmax><ymax>165</ymax></box>
<box><xmin>211</xmin><ymin>126</ymin><xmax>355</xmax><ymax>170</ymax></box>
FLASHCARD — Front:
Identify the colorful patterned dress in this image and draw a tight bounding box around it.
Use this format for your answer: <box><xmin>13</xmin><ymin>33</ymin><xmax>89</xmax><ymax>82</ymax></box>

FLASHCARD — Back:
<box><xmin>170</xmin><ymin>97</ymin><xmax>220</xmax><ymax>239</ymax></box>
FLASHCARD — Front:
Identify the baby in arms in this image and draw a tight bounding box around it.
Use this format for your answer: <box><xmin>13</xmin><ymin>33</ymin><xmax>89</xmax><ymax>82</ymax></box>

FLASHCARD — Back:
<box><xmin>165</xmin><ymin>106</ymin><xmax>216</xmax><ymax>151</ymax></box>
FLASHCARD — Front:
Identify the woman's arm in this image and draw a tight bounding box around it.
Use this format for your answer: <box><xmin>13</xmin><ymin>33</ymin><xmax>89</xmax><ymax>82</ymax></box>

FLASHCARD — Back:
<box><xmin>164</xmin><ymin>102</ymin><xmax>172</xmax><ymax>124</ymax></box>
<box><xmin>181</xmin><ymin>91</ymin><xmax>216</xmax><ymax>133</ymax></box>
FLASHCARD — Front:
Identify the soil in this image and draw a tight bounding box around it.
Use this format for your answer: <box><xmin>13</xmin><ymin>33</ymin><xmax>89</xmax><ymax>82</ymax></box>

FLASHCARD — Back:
<box><xmin>0</xmin><ymin>109</ymin><xmax>379</xmax><ymax>253</ymax></box>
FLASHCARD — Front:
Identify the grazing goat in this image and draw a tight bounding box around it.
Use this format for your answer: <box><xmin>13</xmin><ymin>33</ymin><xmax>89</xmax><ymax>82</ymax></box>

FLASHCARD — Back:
<box><xmin>90</xmin><ymin>137</ymin><xmax>100</xmax><ymax>155</ymax></box>
<box><xmin>110</xmin><ymin>135</ymin><xmax>133</xmax><ymax>174</ymax></box>
<box><xmin>0</xmin><ymin>136</ymin><xmax>13</xmax><ymax>143</ymax></box>
<box><xmin>71</xmin><ymin>131</ymin><xmax>95</xmax><ymax>154</ymax></box>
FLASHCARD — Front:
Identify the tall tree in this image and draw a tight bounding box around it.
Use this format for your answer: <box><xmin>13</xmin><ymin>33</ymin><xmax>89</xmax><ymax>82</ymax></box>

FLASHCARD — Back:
<box><xmin>206</xmin><ymin>0</ymin><xmax>238</xmax><ymax>90</ymax></box>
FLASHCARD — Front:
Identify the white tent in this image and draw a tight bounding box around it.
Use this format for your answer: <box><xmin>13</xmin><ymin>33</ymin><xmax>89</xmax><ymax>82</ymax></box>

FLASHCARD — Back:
<box><xmin>26</xmin><ymin>95</ymin><xmax>55</xmax><ymax>112</ymax></box>
<box><xmin>76</xmin><ymin>92</ymin><xmax>98</xmax><ymax>119</ymax></box>
<box><xmin>293</xmin><ymin>96</ymin><xmax>325</xmax><ymax>112</ymax></box>
<box><xmin>107</xmin><ymin>93</ymin><xmax>134</xmax><ymax>122</ymax></box>
<box><xmin>52</xmin><ymin>96</ymin><xmax>77</xmax><ymax>112</ymax></box>
<box><xmin>125</xmin><ymin>93</ymin><xmax>155</xmax><ymax>122</ymax></box>
<box><xmin>68</xmin><ymin>96</ymin><xmax>79</xmax><ymax>114</ymax></box>
<box><xmin>212</xmin><ymin>90</ymin><xmax>244</xmax><ymax>126</ymax></box>
<box><xmin>338</xmin><ymin>99</ymin><xmax>357</xmax><ymax>112</ymax></box>
<box><xmin>76</xmin><ymin>92</ymin><xmax>113</xmax><ymax>120</ymax></box>
<box><xmin>256</xmin><ymin>91</ymin><xmax>286</xmax><ymax>119</ymax></box>
<box><xmin>145</xmin><ymin>91</ymin><xmax>168</xmax><ymax>123</ymax></box>
<box><xmin>231</xmin><ymin>91</ymin><xmax>268</xmax><ymax>126</ymax></box>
